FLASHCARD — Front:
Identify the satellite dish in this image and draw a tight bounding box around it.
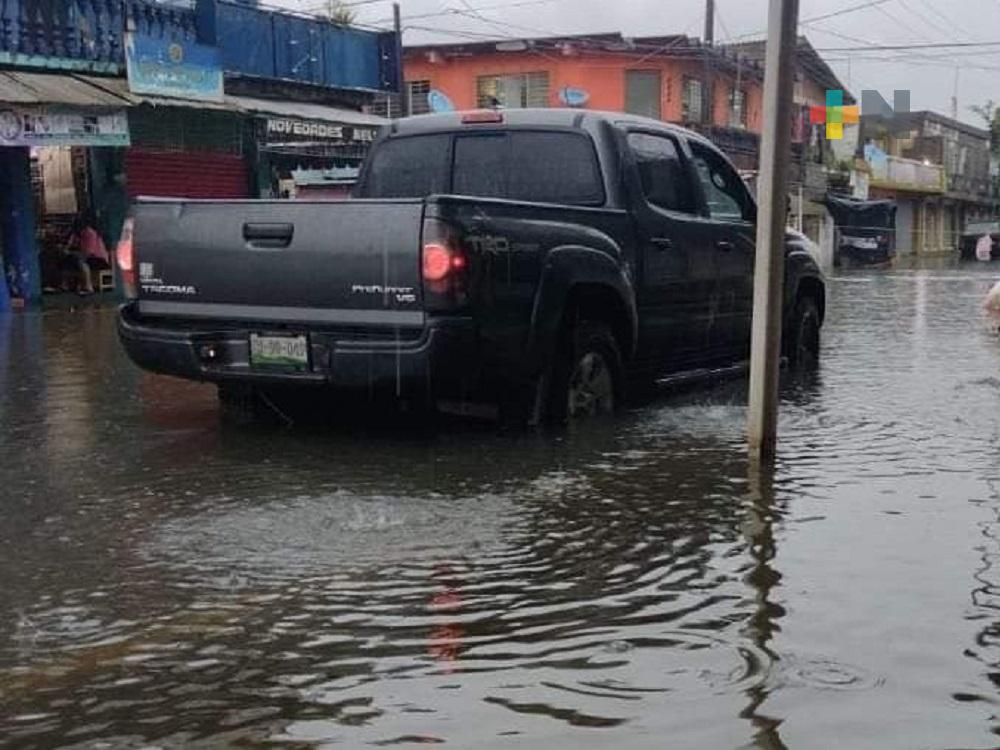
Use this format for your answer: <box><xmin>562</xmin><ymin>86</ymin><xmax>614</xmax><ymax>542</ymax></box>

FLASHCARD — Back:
<box><xmin>559</xmin><ymin>86</ymin><xmax>590</xmax><ymax>107</ymax></box>
<box><xmin>427</xmin><ymin>89</ymin><xmax>455</xmax><ymax>113</ymax></box>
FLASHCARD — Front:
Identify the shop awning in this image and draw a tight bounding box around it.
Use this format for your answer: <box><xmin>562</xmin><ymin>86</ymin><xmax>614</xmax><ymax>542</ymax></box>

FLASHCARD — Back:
<box><xmin>0</xmin><ymin>72</ymin><xmax>132</xmax><ymax>107</ymax></box>
<box><xmin>226</xmin><ymin>95</ymin><xmax>387</xmax><ymax>127</ymax></box>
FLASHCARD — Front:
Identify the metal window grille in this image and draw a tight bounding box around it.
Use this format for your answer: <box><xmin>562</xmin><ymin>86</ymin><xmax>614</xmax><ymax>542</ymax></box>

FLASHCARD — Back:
<box><xmin>407</xmin><ymin>80</ymin><xmax>432</xmax><ymax>115</ymax></box>
<box><xmin>682</xmin><ymin>78</ymin><xmax>703</xmax><ymax>123</ymax></box>
<box><xmin>730</xmin><ymin>88</ymin><xmax>747</xmax><ymax>129</ymax></box>
<box><xmin>476</xmin><ymin>72</ymin><xmax>550</xmax><ymax>109</ymax></box>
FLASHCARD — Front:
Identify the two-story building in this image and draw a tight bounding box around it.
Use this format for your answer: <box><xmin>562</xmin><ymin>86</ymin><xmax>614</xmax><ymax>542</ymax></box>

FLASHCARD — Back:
<box><xmin>0</xmin><ymin>0</ymin><xmax>400</xmax><ymax>309</ymax></box>
<box><xmin>861</xmin><ymin>111</ymin><xmax>993</xmax><ymax>256</ymax></box>
<box><xmin>724</xmin><ymin>37</ymin><xmax>854</xmax><ymax>248</ymax></box>
<box><xmin>402</xmin><ymin>33</ymin><xmax>767</xmax><ymax>169</ymax></box>
<box><xmin>401</xmin><ymin>33</ymin><xmax>851</xmax><ymax>249</ymax></box>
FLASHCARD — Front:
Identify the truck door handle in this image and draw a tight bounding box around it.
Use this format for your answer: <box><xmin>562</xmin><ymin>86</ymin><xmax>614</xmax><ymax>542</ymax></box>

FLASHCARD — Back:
<box><xmin>651</xmin><ymin>237</ymin><xmax>673</xmax><ymax>251</ymax></box>
<box><xmin>243</xmin><ymin>222</ymin><xmax>294</xmax><ymax>248</ymax></box>
<box><xmin>715</xmin><ymin>239</ymin><xmax>735</xmax><ymax>251</ymax></box>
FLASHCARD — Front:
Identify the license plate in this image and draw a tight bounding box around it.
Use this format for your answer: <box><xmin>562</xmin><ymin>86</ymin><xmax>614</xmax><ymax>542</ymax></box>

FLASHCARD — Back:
<box><xmin>849</xmin><ymin>237</ymin><xmax>878</xmax><ymax>249</ymax></box>
<box><xmin>250</xmin><ymin>333</ymin><xmax>309</xmax><ymax>370</ymax></box>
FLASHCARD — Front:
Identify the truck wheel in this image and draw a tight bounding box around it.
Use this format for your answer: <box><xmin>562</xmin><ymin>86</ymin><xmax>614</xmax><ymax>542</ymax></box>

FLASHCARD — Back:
<box><xmin>547</xmin><ymin>321</ymin><xmax>623</xmax><ymax>424</ymax></box>
<box><xmin>785</xmin><ymin>296</ymin><xmax>821</xmax><ymax>369</ymax></box>
<box><xmin>217</xmin><ymin>383</ymin><xmax>261</xmax><ymax>424</ymax></box>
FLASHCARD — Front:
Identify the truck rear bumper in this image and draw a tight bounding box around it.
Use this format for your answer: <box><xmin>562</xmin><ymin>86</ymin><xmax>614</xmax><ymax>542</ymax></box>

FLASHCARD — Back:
<box><xmin>117</xmin><ymin>303</ymin><xmax>481</xmax><ymax>399</ymax></box>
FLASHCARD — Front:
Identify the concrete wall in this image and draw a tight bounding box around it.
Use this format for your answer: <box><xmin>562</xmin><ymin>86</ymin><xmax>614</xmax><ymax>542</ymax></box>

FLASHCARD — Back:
<box><xmin>404</xmin><ymin>51</ymin><xmax>765</xmax><ymax>133</ymax></box>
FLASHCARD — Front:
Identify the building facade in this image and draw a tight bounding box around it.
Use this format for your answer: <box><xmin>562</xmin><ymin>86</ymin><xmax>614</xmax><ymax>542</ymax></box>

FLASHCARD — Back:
<box><xmin>403</xmin><ymin>33</ymin><xmax>767</xmax><ymax>170</ymax></box>
<box><xmin>402</xmin><ymin>33</ymin><xmax>851</xmax><ymax>247</ymax></box>
<box><xmin>725</xmin><ymin>37</ymin><xmax>855</xmax><ymax>247</ymax></box>
<box><xmin>861</xmin><ymin>111</ymin><xmax>994</xmax><ymax>256</ymax></box>
<box><xmin>0</xmin><ymin>0</ymin><xmax>400</xmax><ymax>310</ymax></box>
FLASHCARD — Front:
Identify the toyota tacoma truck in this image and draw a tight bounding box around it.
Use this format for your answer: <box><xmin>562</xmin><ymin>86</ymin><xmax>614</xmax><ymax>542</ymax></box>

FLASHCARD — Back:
<box><xmin>117</xmin><ymin>109</ymin><xmax>825</xmax><ymax>424</ymax></box>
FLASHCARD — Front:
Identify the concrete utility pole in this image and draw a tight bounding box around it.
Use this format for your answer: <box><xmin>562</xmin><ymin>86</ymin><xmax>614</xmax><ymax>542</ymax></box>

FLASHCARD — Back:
<box><xmin>747</xmin><ymin>0</ymin><xmax>799</xmax><ymax>464</ymax></box>
<box><xmin>702</xmin><ymin>0</ymin><xmax>715</xmax><ymax>126</ymax></box>
<box><xmin>394</xmin><ymin>3</ymin><xmax>407</xmax><ymax>118</ymax></box>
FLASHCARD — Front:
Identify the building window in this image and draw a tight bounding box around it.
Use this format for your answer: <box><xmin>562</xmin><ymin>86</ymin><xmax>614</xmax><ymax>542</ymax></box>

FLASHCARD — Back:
<box><xmin>625</xmin><ymin>70</ymin><xmax>662</xmax><ymax>120</ymax></box>
<box><xmin>682</xmin><ymin>77</ymin><xmax>704</xmax><ymax>123</ymax></box>
<box><xmin>476</xmin><ymin>72</ymin><xmax>550</xmax><ymax>109</ymax></box>
<box><xmin>730</xmin><ymin>88</ymin><xmax>747</xmax><ymax>129</ymax></box>
<box><xmin>406</xmin><ymin>80</ymin><xmax>431</xmax><ymax>115</ymax></box>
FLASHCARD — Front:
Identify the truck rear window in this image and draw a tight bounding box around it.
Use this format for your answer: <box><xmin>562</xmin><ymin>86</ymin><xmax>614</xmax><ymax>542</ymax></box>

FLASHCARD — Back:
<box><xmin>358</xmin><ymin>130</ymin><xmax>605</xmax><ymax>206</ymax></box>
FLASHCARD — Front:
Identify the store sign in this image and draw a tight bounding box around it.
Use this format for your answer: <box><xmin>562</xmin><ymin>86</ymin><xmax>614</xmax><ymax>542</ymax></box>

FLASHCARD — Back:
<box><xmin>265</xmin><ymin>118</ymin><xmax>378</xmax><ymax>144</ymax></box>
<box><xmin>125</xmin><ymin>32</ymin><xmax>224</xmax><ymax>102</ymax></box>
<box><xmin>0</xmin><ymin>108</ymin><xmax>130</xmax><ymax>147</ymax></box>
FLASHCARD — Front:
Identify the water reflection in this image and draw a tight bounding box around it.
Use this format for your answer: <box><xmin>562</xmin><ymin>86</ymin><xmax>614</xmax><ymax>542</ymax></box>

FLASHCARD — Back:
<box><xmin>2</xmin><ymin>265</ymin><xmax>1000</xmax><ymax>747</ymax></box>
<box><xmin>739</xmin><ymin>467</ymin><xmax>786</xmax><ymax>750</ymax></box>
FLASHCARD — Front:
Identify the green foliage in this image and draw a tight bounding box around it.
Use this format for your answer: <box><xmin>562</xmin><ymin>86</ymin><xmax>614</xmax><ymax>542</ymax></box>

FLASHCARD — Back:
<box><xmin>970</xmin><ymin>100</ymin><xmax>1000</xmax><ymax>156</ymax></box>
<box><xmin>322</xmin><ymin>1</ymin><xmax>356</xmax><ymax>25</ymax></box>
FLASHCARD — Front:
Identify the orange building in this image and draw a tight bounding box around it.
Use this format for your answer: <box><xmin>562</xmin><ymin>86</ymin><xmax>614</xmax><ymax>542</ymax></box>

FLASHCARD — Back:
<box><xmin>401</xmin><ymin>33</ymin><xmax>853</xmax><ymax>245</ymax></box>
<box><xmin>403</xmin><ymin>33</ymin><xmax>766</xmax><ymax>169</ymax></box>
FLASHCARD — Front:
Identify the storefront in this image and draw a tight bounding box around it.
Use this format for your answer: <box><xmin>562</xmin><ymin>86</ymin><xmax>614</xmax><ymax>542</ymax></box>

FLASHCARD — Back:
<box><xmin>0</xmin><ymin>72</ymin><xmax>132</xmax><ymax>309</ymax></box>
<box><xmin>232</xmin><ymin>97</ymin><xmax>384</xmax><ymax>199</ymax></box>
<box><xmin>125</xmin><ymin>104</ymin><xmax>250</xmax><ymax>200</ymax></box>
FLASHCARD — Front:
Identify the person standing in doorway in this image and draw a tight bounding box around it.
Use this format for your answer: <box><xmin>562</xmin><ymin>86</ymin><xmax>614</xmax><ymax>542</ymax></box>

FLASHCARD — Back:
<box><xmin>64</xmin><ymin>213</ymin><xmax>109</xmax><ymax>296</ymax></box>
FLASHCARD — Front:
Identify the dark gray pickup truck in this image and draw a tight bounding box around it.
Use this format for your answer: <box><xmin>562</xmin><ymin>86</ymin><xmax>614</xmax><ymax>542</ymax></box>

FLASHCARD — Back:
<box><xmin>117</xmin><ymin>109</ymin><xmax>825</xmax><ymax>424</ymax></box>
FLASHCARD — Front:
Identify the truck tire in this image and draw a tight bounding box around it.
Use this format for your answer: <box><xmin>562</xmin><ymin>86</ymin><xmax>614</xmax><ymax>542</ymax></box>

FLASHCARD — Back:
<box><xmin>785</xmin><ymin>296</ymin><xmax>821</xmax><ymax>369</ymax></box>
<box><xmin>546</xmin><ymin>320</ymin><xmax>623</xmax><ymax>424</ymax></box>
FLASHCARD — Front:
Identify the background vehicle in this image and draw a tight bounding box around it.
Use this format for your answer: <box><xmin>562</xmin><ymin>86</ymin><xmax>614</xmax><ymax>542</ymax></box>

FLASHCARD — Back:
<box><xmin>118</xmin><ymin>109</ymin><xmax>825</xmax><ymax>424</ymax></box>
<box><xmin>823</xmin><ymin>195</ymin><xmax>897</xmax><ymax>267</ymax></box>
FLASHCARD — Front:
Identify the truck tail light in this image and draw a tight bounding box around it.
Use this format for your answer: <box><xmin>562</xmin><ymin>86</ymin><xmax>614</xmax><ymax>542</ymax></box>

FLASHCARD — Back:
<box><xmin>423</xmin><ymin>242</ymin><xmax>466</xmax><ymax>281</ymax></box>
<box><xmin>116</xmin><ymin>217</ymin><xmax>137</xmax><ymax>299</ymax></box>
<box><xmin>421</xmin><ymin>217</ymin><xmax>468</xmax><ymax>308</ymax></box>
<box><xmin>461</xmin><ymin>110</ymin><xmax>504</xmax><ymax>124</ymax></box>
<box><xmin>422</xmin><ymin>219</ymin><xmax>466</xmax><ymax>283</ymax></box>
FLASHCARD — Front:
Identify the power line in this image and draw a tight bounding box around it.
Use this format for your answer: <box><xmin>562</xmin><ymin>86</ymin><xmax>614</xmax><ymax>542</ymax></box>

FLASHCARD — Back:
<box><xmin>896</xmin><ymin>0</ymin><xmax>952</xmax><ymax>38</ymax></box>
<box><xmin>815</xmin><ymin>41</ymin><xmax>1000</xmax><ymax>52</ymax></box>
<box><xmin>871</xmin><ymin>2</ymin><xmax>934</xmax><ymax>43</ymax></box>
<box><xmin>913</xmin><ymin>0</ymin><xmax>980</xmax><ymax>40</ymax></box>
<box><xmin>720</xmin><ymin>0</ymin><xmax>895</xmax><ymax>43</ymax></box>
<box><xmin>800</xmin><ymin>0</ymin><xmax>895</xmax><ymax>25</ymax></box>
<box><xmin>370</xmin><ymin>0</ymin><xmax>558</xmax><ymax>25</ymax></box>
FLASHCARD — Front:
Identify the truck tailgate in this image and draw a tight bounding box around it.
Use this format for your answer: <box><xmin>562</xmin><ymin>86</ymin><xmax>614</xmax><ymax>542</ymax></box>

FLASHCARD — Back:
<box><xmin>132</xmin><ymin>199</ymin><xmax>425</xmax><ymax>327</ymax></box>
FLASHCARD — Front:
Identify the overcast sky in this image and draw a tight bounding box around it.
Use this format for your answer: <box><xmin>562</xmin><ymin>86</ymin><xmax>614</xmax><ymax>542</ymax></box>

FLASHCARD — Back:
<box><xmin>283</xmin><ymin>0</ymin><xmax>1000</xmax><ymax>128</ymax></box>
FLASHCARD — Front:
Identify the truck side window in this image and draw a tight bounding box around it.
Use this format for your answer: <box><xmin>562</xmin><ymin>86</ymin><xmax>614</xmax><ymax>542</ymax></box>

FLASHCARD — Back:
<box><xmin>689</xmin><ymin>143</ymin><xmax>751</xmax><ymax>222</ymax></box>
<box><xmin>627</xmin><ymin>132</ymin><xmax>696</xmax><ymax>214</ymax></box>
<box><xmin>508</xmin><ymin>132</ymin><xmax>605</xmax><ymax>206</ymax></box>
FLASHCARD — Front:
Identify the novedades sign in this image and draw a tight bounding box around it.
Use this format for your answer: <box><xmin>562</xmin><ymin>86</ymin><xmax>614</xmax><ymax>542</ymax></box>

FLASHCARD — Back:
<box><xmin>265</xmin><ymin>118</ymin><xmax>377</xmax><ymax>143</ymax></box>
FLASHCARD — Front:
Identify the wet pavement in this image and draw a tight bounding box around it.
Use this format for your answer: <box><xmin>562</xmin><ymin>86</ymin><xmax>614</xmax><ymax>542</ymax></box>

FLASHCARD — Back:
<box><xmin>2</xmin><ymin>263</ymin><xmax>1000</xmax><ymax>749</ymax></box>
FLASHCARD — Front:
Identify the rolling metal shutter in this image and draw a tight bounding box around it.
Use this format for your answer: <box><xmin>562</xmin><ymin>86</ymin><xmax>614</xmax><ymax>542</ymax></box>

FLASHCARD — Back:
<box><xmin>125</xmin><ymin>106</ymin><xmax>250</xmax><ymax>199</ymax></box>
<box><xmin>125</xmin><ymin>149</ymin><xmax>250</xmax><ymax>199</ymax></box>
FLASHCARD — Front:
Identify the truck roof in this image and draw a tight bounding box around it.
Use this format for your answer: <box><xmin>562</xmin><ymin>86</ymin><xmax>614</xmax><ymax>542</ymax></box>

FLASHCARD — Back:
<box><xmin>388</xmin><ymin>108</ymin><xmax>714</xmax><ymax>146</ymax></box>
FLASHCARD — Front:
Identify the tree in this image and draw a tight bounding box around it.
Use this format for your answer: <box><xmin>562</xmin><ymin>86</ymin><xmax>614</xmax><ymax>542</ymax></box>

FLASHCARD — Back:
<box><xmin>970</xmin><ymin>100</ymin><xmax>1000</xmax><ymax>156</ymax></box>
<box><xmin>322</xmin><ymin>0</ymin><xmax>356</xmax><ymax>25</ymax></box>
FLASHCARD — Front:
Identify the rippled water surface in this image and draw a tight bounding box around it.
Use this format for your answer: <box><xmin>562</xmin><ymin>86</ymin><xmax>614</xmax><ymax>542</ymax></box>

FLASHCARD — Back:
<box><xmin>3</xmin><ymin>265</ymin><xmax>1000</xmax><ymax>749</ymax></box>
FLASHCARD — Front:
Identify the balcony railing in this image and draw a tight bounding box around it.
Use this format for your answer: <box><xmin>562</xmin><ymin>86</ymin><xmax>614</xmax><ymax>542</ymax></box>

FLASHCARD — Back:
<box><xmin>0</xmin><ymin>0</ymin><xmax>199</xmax><ymax>72</ymax></box>
<box><xmin>0</xmin><ymin>0</ymin><xmax>398</xmax><ymax>91</ymax></box>
<box><xmin>869</xmin><ymin>154</ymin><xmax>946</xmax><ymax>194</ymax></box>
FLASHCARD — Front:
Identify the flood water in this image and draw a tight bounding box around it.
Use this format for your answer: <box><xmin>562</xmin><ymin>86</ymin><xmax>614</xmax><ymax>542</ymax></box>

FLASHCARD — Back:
<box><xmin>2</xmin><ymin>264</ymin><xmax>1000</xmax><ymax>749</ymax></box>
